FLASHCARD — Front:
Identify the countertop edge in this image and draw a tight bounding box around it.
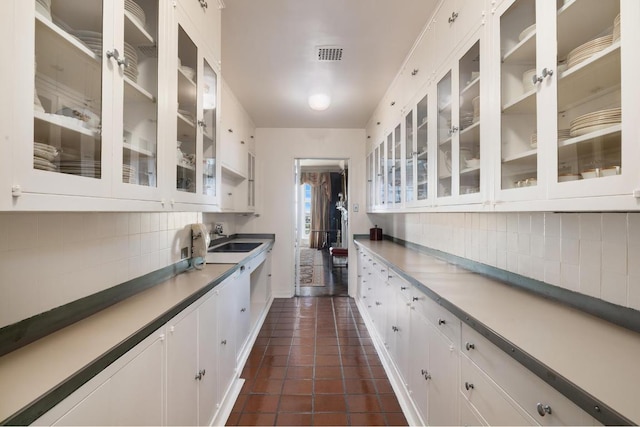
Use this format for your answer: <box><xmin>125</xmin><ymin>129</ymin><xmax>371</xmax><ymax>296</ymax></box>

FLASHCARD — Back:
<box><xmin>353</xmin><ymin>238</ymin><xmax>635</xmax><ymax>426</ymax></box>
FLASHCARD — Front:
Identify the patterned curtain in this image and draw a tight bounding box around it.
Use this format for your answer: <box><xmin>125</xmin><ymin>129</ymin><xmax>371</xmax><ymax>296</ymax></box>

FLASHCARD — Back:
<box><xmin>300</xmin><ymin>172</ymin><xmax>332</xmax><ymax>248</ymax></box>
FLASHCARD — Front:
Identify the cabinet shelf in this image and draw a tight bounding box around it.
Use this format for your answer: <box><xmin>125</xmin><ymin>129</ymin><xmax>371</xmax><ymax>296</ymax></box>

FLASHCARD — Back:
<box><xmin>460</xmin><ymin>76</ymin><xmax>480</xmax><ymax>97</ymax></box>
<box><xmin>502</xmin><ymin>148</ymin><xmax>537</xmax><ymax>164</ymax></box>
<box><xmin>460</xmin><ymin>166</ymin><xmax>480</xmax><ymax>175</ymax></box>
<box><xmin>177</xmin><ymin>163</ymin><xmax>195</xmax><ymax>171</ymax></box>
<box><xmin>221</xmin><ymin>164</ymin><xmax>247</xmax><ymax>181</ymax></box>
<box><xmin>502</xmin><ymin>28</ymin><xmax>536</xmax><ymax>65</ymax></box>
<box><xmin>178</xmin><ymin>69</ymin><xmax>197</xmax><ymax>107</ymax></box>
<box><xmin>123</xmin><ymin>142</ymin><xmax>155</xmax><ymax>157</ymax></box>
<box><xmin>124</xmin><ymin>11</ymin><xmax>154</xmax><ymax>46</ymax></box>
<box><xmin>34</xmin><ymin>110</ymin><xmax>98</xmax><ymax>138</ymax></box>
<box><xmin>557</xmin><ymin>43</ymin><xmax>620</xmax><ymax>110</ymax></box>
<box><xmin>459</xmin><ymin>121</ymin><xmax>479</xmax><ymax>135</ymax></box>
<box><xmin>124</xmin><ymin>77</ymin><xmax>156</xmax><ymax>103</ymax></box>
<box><xmin>502</xmin><ymin>89</ymin><xmax>536</xmax><ymax>114</ymax></box>
<box><xmin>558</xmin><ymin>124</ymin><xmax>621</xmax><ymax>150</ymax></box>
<box><xmin>417</xmin><ymin>119</ymin><xmax>429</xmax><ymax>130</ymax></box>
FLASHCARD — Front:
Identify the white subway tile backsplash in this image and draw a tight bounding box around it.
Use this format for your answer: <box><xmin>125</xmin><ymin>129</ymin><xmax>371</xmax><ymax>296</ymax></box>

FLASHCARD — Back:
<box><xmin>507</xmin><ymin>232</ymin><xmax>518</xmax><ymax>254</ymax></box>
<box><xmin>115</xmin><ymin>213</ymin><xmax>129</xmax><ymax>236</ymax></box>
<box><xmin>544</xmin><ymin>260</ymin><xmax>561</xmax><ymax>286</ymax></box>
<box><xmin>580</xmin><ymin>266</ymin><xmax>601</xmax><ymax>298</ymax></box>
<box><xmin>580</xmin><ymin>213</ymin><xmax>602</xmax><ymax>241</ymax></box>
<box><xmin>517</xmin><ymin>254</ymin><xmax>532</xmax><ymax>277</ymax></box>
<box><xmin>531</xmin><ymin>235</ymin><xmax>544</xmax><ymax>259</ymax></box>
<box><xmin>561</xmin><ymin>238</ymin><xmax>580</xmax><ymax>265</ymax></box>
<box><xmin>580</xmin><ymin>240</ymin><xmax>602</xmax><ymax>271</ymax></box>
<box><xmin>140</xmin><ymin>213</ymin><xmax>151</xmax><ymax>233</ymax></box>
<box><xmin>545</xmin><ymin>213</ymin><xmax>562</xmax><ymax>237</ymax></box>
<box><xmin>507</xmin><ymin>251</ymin><xmax>518</xmax><ymax>272</ymax></box>
<box><xmin>37</xmin><ymin>213</ymin><xmax>64</xmax><ymax>248</ymax></box>
<box><xmin>7</xmin><ymin>213</ymin><xmax>38</xmax><ymax>251</ymax></box>
<box><xmin>561</xmin><ymin>263</ymin><xmax>580</xmax><ymax>291</ymax></box>
<box><xmin>497</xmin><ymin>231</ymin><xmax>507</xmax><ymax>252</ymax></box>
<box><xmin>507</xmin><ymin>213</ymin><xmax>519</xmax><ymax>234</ymax></box>
<box><xmin>158</xmin><ymin>212</ymin><xmax>168</xmax><ymax>231</ymax></box>
<box><xmin>531</xmin><ymin>257</ymin><xmax>545</xmax><ymax>282</ymax></box>
<box><xmin>602</xmin><ymin>241</ymin><xmax>627</xmax><ymax>275</ymax></box>
<box><xmin>530</xmin><ymin>213</ymin><xmax>544</xmax><ymax>236</ymax></box>
<box><xmin>628</xmin><ymin>213</ymin><xmax>640</xmax><ymax>243</ymax></box>
<box><xmin>602</xmin><ymin>213</ymin><xmax>627</xmax><ymax>244</ymax></box>
<box><xmin>518</xmin><ymin>213</ymin><xmax>531</xmax><ymax>234</ymax></box>
<box><xmin>128</xmin><ymin>233</ymin><xmax>141</xmax><ymax>258</ymax></box>
<box><xmin>601</xmin><ymin>271</ymin><xmax>627</xmax><ymax>306</ymax></box>
<box><xmin>518</xmin><ymin>233</ymin><xmax>530</xmax><ymax>255</ymax></box>
<box><xmin>496</xmin><ymin>213</ymin><xmax>507</xmax><ymax>232</ymax></box>
<box><xmin>486</xmin><ymin>213</ymin><xmax>497</xmax><ymax>231</ymax></box>
<box><xmin>561</xmin><ymin>214</ymin><xmax>580</xmax><ymax>240</ymax></box>
<box><xmin>497</xmin><ymin>250</ymin><xmax>507</xmax><ymax>270</ymax></box>
<box><xmin>149</xmin><ymin>213</ymin><xmax>159</xmax><ymax>232</ymax></box>
<box><xmin>544</xmin><ymin>236</ymin><xmax>561</xmax><ymax>261</ymax></box>
<box><xmin>129</xmin><ymin>213</ymin><xmax>141</xmax><ymax>234</ymax></box>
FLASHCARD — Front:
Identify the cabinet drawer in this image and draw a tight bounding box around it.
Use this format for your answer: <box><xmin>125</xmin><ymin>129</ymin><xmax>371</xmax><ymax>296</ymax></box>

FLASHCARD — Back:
<box><xmin>412</xmin><ymin>291</ymin><xmax>460</xmax><ymax>345</ymax></box>
<box><xmin>460</xmin><ymin>354</ymin><xmax>536</xmax><ymax>426</ymax></box>
<box><xmin>461</xmin><ymin>324</ymin><xmax>593</xmax><ymax>426</ymax></box>
<box><xmin>459</xmin><ymin>394</ymin><xmax>488</xmax><ymax>427</ymax></box>
<box><xmin>388</xmin><ymin>272</ymin><xmax>412</xmax><ymax>302</ymax></box>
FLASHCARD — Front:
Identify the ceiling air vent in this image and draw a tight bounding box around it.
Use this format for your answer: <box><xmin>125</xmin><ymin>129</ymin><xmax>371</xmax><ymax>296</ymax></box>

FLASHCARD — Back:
<box><xmin>316</xmin><ymin>46</ymin><xmax>343</xmax><ymax>62</ymax></box>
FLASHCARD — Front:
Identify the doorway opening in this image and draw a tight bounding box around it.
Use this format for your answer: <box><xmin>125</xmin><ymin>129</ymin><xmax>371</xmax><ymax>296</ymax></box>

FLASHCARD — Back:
<box><xmin>294</xmin><ymin>158</ymin><xmax>349</xmax><ymax>297</ymax></box>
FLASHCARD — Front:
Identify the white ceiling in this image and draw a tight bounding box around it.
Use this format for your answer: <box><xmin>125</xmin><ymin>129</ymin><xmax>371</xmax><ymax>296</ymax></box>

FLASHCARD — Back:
<box><xmin>221</xmin><ymin>0</ymin><xmax>439</xmax><ymax>129</ymax></box>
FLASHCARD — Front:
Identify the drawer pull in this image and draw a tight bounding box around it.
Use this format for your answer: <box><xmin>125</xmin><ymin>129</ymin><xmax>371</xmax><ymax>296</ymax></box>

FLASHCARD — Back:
<box><xmin>537</xmin><ymin>403</ymin><xmax>552</xmax><ymax>417</ymax></box>
<box><xmin>438</xmin><ymin>318</ymin><xmax>446</xmax><ymax>325</ymax></box>
<box><xmin>221</xmin><ymin>339</ymin><xmax>227</xmax><ymax>345</ymax></box>
<box><xmin>465</xmin><ymin>342</ymin><xmax>475</xmax><ymax>351</ymax></box>
<box><xmin>240</xmin><ymin>307</ymin><xmax>246</xmax><ymax>312</ymax></box>
<box><xmin>392</xmin><ymin>326</ymin><xmax>399</xmax><ymax>332</ymax></box>
<box><xmin>465</xmin><ymin>382</ymin><xmax>474</xmax><ymax>391</ymax></box>
<box><xmin>412</xmin><ymin>297</ymin><xmax>419</xmax><ymax>301</ymax></box>
<box><xmin>400</xmin><ymin>286</ymin><xmax>407</xmax><ymax>290</ymax></box>
<box><xmin>375</xmin><ymin>301</ymin><xmax>382</xmax><ymax>306</ymax></box>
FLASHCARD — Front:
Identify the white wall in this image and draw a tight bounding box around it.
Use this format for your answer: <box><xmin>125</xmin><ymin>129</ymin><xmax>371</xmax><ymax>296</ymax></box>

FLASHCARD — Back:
<box><xmin>237</xmin><ymin>128</ymin><xmax>368</xmax><ymax>297</ymax></box>
<box><xmin>371</xmin><ymin>212</ymin><xmax>640</xmax><ymax>310</ymax></box>
<box><xmin>0</xmin><ymin>211</ymin><xmax>204</xmax><ymax>328</ymax></box>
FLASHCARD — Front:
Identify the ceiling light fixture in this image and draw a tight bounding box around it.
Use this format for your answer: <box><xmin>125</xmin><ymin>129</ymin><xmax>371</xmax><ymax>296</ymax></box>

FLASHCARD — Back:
<box><xmin>308</xmin><ymin>93</ymin><xmax>331</xmax><ymax>111</ymax></box>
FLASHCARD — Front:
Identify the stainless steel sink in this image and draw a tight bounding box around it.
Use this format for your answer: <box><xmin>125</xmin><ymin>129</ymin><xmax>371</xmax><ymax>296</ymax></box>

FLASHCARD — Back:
<box><xmin>205</xmin><ymin>240</ymin><xmax>266</xmax><ymax>264</ymax></box>
<box><xmin>208</xmin><ymin>242</ymin><xmax>262</xmax><ymax>253</ymax></box>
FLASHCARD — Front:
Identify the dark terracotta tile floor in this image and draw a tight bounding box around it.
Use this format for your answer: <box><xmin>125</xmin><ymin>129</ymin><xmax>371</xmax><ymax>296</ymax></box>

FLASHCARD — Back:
<box><xmin>227</xmin><ymin>297</ymin><xmax>408</xmax><ymax>426</ymax></box>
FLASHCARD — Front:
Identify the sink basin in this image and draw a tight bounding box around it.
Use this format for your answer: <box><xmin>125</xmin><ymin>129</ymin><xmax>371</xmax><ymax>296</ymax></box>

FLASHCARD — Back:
<box><xmin>208</xmin><ymin>242</ymin><xmax>262</xmax><ymax>253</ymax></box>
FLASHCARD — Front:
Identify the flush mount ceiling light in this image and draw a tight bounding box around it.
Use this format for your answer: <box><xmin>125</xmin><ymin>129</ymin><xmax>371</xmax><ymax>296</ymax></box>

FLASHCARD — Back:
<box><xmin>308</xmin><ymin>93</ymin><xmax>331</xmax><ymax>111</ymax></box>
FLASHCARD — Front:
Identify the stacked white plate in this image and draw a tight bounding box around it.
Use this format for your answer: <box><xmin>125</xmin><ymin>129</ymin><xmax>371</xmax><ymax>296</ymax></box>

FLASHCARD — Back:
<box><xmin>613</xmin><ymin>14</ymin><xmax>620</xmax><ymax>42</ymax></box>
<box><xmin>123</xmin><ymin>41</ymin><xmax>139</xmax><ymax>82</ymax></box>
<box><xmin>59</xmin><ymin>160</ymin><xmax>101</xmax><ymax>178</ymax></box>
<box><xmin>33</xmin><ymin>142</ymin><xmax>59</xmax><ymax>171</ymax></box>
<box><xmin>569</xmin><ymin>107</ymin><xmax>621</xmax><ymax>137</ymax></box>
<box><xmin>125</xmin><ymin>0</ymin><xmax>146</xmax><ymax>27</ymax></box>
<box><xmin>123</xmin><ymin>164</ymin><xmax>136</xmax><ymax>183</ymax></box>
<box><xmin>567</xmin><ymin>35</ymin><xmax>613</xmax><ymax>69</ymax></box>
<box><xmin>518</xmin><ymin>23</ymin><xmax>536</xmax><ymax>42</ymax></box>
<box><xmin>522</xmin><ymin>68</ymin><xmax>537</xmax><ymax>92</ymax></box>
<box><xmin>530</xmin><ymin>129</ymin><xmax>570</xmax><ymax>148</ymax></box>
<box><xmin>460</xmin><ymin>111</ymin><xmax>475</xmax><ymax>129</ymax></box>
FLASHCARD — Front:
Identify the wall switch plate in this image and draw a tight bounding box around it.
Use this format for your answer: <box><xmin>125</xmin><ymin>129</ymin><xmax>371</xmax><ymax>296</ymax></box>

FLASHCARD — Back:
<box><xmin>181</xmin><ymin>247</ymin><xmax>189</xmax><ymax>259</ymax></box>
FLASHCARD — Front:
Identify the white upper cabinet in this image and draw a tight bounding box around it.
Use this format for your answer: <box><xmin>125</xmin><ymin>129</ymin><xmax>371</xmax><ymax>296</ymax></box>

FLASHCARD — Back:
<box><xmin>176</xmin><ymin>0</ymin><xmax>221</xmax><ymax>64</ymax></box>
<box><xmin>172</xmin><ymin>5</ymin><xmax>220</xmax><ymax>207</ymax></box>
<box><xmin>2</xmin><ymin>0</ymin><xmax>226</xmax><ymax>211</ymax></box>
<box><xmin>494</xmin><ymin>0</ymin><xmax>638</xmax><ymax>209</ymax></box>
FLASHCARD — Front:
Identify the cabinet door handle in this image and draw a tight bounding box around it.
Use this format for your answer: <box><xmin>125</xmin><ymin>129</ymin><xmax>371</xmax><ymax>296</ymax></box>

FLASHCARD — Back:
<box><xmin>421</xmin><ymin>369</ymin><xmax>431</xmax><ymax>380</ymax></box>
<box><xmin>448</xmin><ymin>11</ymin><xmax>458</xmax><ymax>23</ymax></box>
<box><xmin>542</xmin><ymin>67</ymin><xmax>554</xmax><ymax>79</ymax></box>
<box><xmin>537</xmin><ymin>403</ymin><xmax>552</xmax><ymax>416</ymax></box>
<box><xmin>106</xmin><ymin>49</ymin><xmax>128</xmax><ymax>68</ymax></box>
<box><xmin>438</xmin><ymin>318</ymin><xmax>446</xmax><ymax>325</ymax></box>
<box><xmin>411</xmin><ymin>68</ymin><xmax>419</xmax><ymax>76</ymax></box>
<box><xmin>465</xmin><ymin>382</ymin><xmax>474</xmax><ymax>390</ymax></box>
<box><xmin>465</xmin><ymin>342</ymin><xmax>475</xmax><ymax>351</ymax></box>
<box><xmin>240</xmin><ymin>308</ymin><xmax>246</xmax><ymax>312</ymax></box>
<box><xmin>400</xmin><ymin>286</ymin><xmax>407</xmax><ymax>290</ymax></box>
<box><xmin>221</xmin><ymin>339</ymin><xmax>227</xmax><ymax>345</ymax></box>
<box><xmin>412</xmin><ymin>297</ymin><xmax>419</xmax><ymax>301</ymax></box>
<box><xmin>199</xmin><ymin>0</ymin><xmax>208</xmax><ymax>9</ymax></box>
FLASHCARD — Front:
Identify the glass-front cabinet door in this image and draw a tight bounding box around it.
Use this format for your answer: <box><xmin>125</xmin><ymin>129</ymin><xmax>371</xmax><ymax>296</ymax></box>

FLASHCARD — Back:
<box><xmin>176</xmin><ymin>24</ymin><xmax>198</xmax><ymax>195</ymax></box>
<box><xmin>498</xmin><ymin>0</ymin><xmax>540</xmax><ymax>198</ymax></box>
<box><xmin>26</xmin><ymin>0</ymin><xmax>110</xmax><ymax>197</ymax></box>
<box><xmin>393</xmin><ymin>123</ymin><xmax>402</xmax><ymax>206</ymax></box>
<box><xmin>173</xmin><ymin>9</ymin><xmax>219</xmax><ymax>205</ymax></box>
<box><xmin>437</xmin><ymin>71</ymin><xmax>453</xmax><ymax>199</ymax></box>
<box><xmin>119</xmin><ymin>0</ymin><xmax>159</xmax><ymax>196</ymax></box>
<box><xmin>416</xmin><ymin>93</ymin><xmax>429</xmax><ymax>204</ymax></box>
<box><xmin>375</xmin><ymin>141</ymin><xmax>385</xmax><ymax>208</ymax></box>
<box><xmin>458</xmin><ymin>40</ymin><xmax>481</xmax><ymax>197</ymax></box>
<box><xmin>549</xmin><ymin>0</ymin><xmax>636</xmax><ymax>201</ymax></box>
<box><xmin>404</xmin><ymin>109</ymin><xmax>414</xmax><ymax>204</ymax></box>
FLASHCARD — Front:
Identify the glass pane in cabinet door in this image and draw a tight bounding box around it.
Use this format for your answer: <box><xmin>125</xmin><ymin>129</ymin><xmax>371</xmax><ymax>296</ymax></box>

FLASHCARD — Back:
<box><xmin>437</xmin><ymin>71</ymin><xmax>452</xmax><ymax>197</ymax></box>
<box><xmin>394</xmin><ymin>124</ymin><xmax>401</xmax><ymax>204</ymax></box>
<box><xmin>500</xmin><ymin>0</ymin><xmax>537</xmax><ymax>190</ymax></box>
<box><xmin>556</xmin><ymin>1</ymin><xmax>620</xmax><ymax>184</ymax></box>
<box><xmin>176</xmin><ymin>25</ymin><xmax>197</xmax><ymax>193</ymax></box>
<box><xmin>405</xmin><ymin>110</ymin><xmax>414</xmax><ymax>203</ymax></box>
<box><xmin>386</xmin><ymin>133</ymin><xmax>393</xmax><ymax>204</ymax></box>
<box><xmin>459</xmin><ymin>41</ymin><xmax>480</xmax><ymax>195</ymax></box>
<box><xmin>416</xmin><ymin>94</ymin><xmax>428</xmax><ymax>201</ymax></box>
<box><xmin>122</xmin><ymin>0</ymin><xmax>158</xmax><ymax>187</ymax></box>
<box><xmin>34</xmin><ymin>0</ymin><xmax>103</xmax><ymax>179</ymax></box>
<box><xmin>376</xmin><ymin>144</ymin><xmax>384</xmax><ymax>206</ymax></box>
<box><xmin>202</xmin><ymin>59</ymin><xmax>217</xmax><ymax>196</ymax></box>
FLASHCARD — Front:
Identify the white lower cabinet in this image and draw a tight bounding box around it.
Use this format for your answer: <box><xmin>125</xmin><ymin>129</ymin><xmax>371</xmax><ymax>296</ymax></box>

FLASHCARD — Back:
<box><xmin>34</xmin><ymin>328</ymin><xmax>166</xmax><ymax>426</ymax></box>
<box><xmin>216</xmin><ymin>278</ymin><xmax>238</xmax><ymax>405</ymax></box>
<box><xmin>235</xmin><ymin>268</ymin><xmax>251</xmax><ymax>362</ymax></box>
<box><xmin>166</xmin><ymin>290</ymin><xmax>219</xmax><ymax>426</ymax></box>
<box><xmin>356</xmin><ymin>246</ymin><xmax>596</xmax><ymax>426</ymax></box>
